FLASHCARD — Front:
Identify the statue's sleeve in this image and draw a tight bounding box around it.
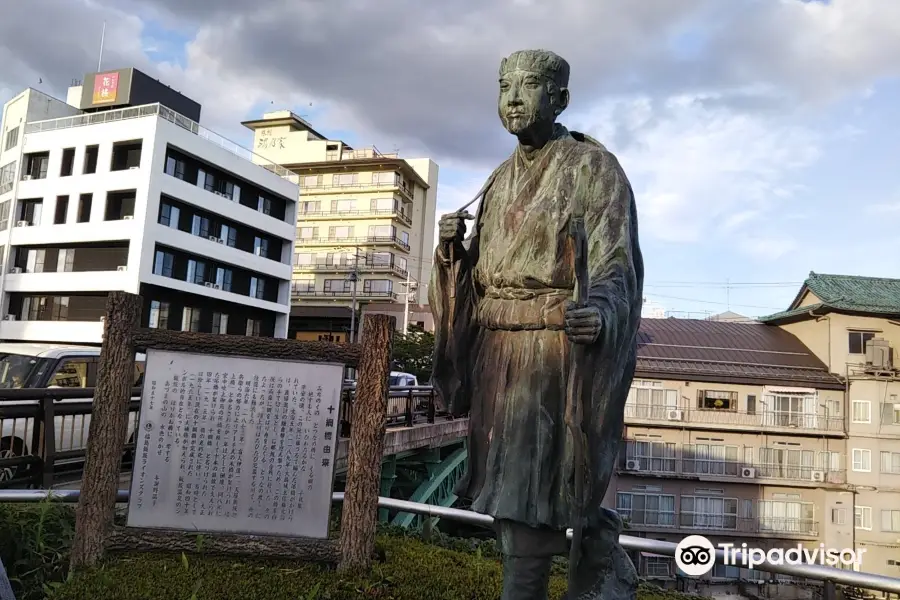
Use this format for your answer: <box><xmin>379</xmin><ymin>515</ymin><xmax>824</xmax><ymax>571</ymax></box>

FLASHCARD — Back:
<box><xmin>428</xmin><ymin>200</ymin><xmax>485</xmax><ymax>416</ymax></box>
<box><xmin>582</xmin><ymin>150</ymin><xmax>644</xmax><ymax>365</ymax></box>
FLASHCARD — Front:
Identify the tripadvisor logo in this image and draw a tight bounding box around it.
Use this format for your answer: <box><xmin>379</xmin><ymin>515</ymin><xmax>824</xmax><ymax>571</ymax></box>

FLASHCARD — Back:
<box><xmin>674</xmin><ymin>535</ymin><xmax>866</xmax><ymax>577</ymax></box>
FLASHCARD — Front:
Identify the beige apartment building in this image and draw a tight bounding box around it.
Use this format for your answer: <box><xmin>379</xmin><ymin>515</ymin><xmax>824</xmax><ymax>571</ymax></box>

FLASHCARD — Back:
<box><xmin>607</xmin><ymin>273</ymin><xmax>900</xmax><ymax>594</ymax></box>
<box><xmin>242</xmin><ymin>111</ymin><xmax>438</xmax><ymax>342</ymax></box>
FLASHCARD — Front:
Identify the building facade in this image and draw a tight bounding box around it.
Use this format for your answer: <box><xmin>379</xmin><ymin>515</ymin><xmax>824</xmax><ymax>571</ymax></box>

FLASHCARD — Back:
<box><xmin>0</xmin><ymin>74</ymin><xmax>298</xmax><ymax>344</ymax></box>
<box><xmin>242</xmin><ymin>111</ymin><xmax>438</xmax><ymax>340</ymax></box>
<box><xmin>762</xmin><ymin>273</ymin><xmax>900</xmax><ymax>584</ymax></box>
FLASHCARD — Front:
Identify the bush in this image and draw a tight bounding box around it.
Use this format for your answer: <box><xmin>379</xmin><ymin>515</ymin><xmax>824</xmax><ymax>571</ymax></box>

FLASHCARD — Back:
<box><xmin>0</xmin><ymin>500</ymin><xmax>75</xmax><ymax>600</ymax></box>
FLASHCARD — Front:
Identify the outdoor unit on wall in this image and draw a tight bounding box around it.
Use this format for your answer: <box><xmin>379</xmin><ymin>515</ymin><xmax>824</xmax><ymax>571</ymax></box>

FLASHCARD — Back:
<box><xmin>116</xmin><ymin>265</ymin><xmax>127</xmax><ymax>272</ymax></box>
<box><xmin>865</xmin><ymin>338</ymin><xmax>894</xmax><ymax>371</ymax></box>
<box><xmin>204</xmin><ymin>282</ymin><xmax>216</xmax><ymax>288</ymax></box>
<box><xmin>208</xmin><ymin>235</ymin><xmax>218</xmax><ymax>242</ymax></box>
<box><xmin>22</xmin><ymin>175</ymin><xmax>31</xmax><ymax>181</ymax></box>
<box><xmin>15</xmin><ymin>221</ymin><xmax>29</xmax><ymax>227</ymax></box>
<box><xmin>741</xmin><ymin>467</ymin><xmax>756</xmax><ymax>478</ymax></box>
<box><xmin>100</xmin><ymin>316</ymin><xmax>106</xmax><ymax>323</ymax></box>
<box><xmin>2</xmin><ymin>315</ymin><xmax>15</xmax><ymax>321</ymax></box>
<box><xmin>811</xmin><ymin>470</ymin><xmax>826</xmax><ymax>483</ymax></box>
<box><xmin>625</xmin><ymin>459</ymin><xmax>641</xmax><ymax>471</ymax></box>
<box><xmin>9</xmin><ymin>267</ymin><xmax>22</xmax><ymax>274</ymax></box>
<box><xmin>216</xmin><ymin>238</ymin><xmax>224</xmax><ymax>244</ymax></box>
<box><xmin>123</xmin><ymin>215</ymin><xmax>134</xmax><ymax>220</ymax></box>
<box><xmin>667</xmin><ymin>409</ymin><xmax>684</xmax><ymax>421</ymax></box>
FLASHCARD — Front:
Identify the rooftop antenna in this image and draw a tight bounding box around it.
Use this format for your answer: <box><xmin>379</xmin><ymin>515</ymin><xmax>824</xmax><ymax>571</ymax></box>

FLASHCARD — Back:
<box><xmin>97</xmin><ymin>21</ymin><xmax>107</xmax><ymax>71</ymax></box>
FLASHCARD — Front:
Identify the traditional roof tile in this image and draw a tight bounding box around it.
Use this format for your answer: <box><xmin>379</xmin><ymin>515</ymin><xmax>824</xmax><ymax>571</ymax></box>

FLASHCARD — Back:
<box><xmin>760</xmin><ymin>272</ymin><xmax>900</xmax><ymax>323</ymax></box>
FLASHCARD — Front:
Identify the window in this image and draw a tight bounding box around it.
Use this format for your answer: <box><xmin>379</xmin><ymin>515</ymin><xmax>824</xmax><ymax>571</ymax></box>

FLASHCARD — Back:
<box><xmin>399</xmin><ymin>230</ymin><xmax>409</xmax><ymax>246</ymax></box>
<box><xmin>697</xmin><ymin>390</ymin><xmax>738</xmax><ymax>411</ymax></box>
<box><xmin>881</xmin><ymin>451</ymin><xmax>900</xmax><ymax>474</ymax></box>
<box><xmin>254</xmin><ymin>237</ymin><xmax>269</xmax><ymax>257</ymax></box>
<box><xmin>56</xmin><ymin>249</ymin><xmax>74</xmax><ymax>273</ymax></box>
<box><xmin>757</xmin><ymin>500</ymin><xmax>815</xmax><ymax>534</ymax></box>
<box><xmin>246</xmin><ymin>318</ymin><xmax>261</xmax><ymax>336</ymax></box>
<box><xmin>299</xmin><ymin>201</ymin><xmax>320</xmax><ymax>214</ymax></box>
<box><xmin>212</xmin><ymin>312</ymin><xmax>229</xmax><ymax>335</ymax></box>
<box><xmin>214</xmin><ymin>267</ymin><xmax>233</xmax><ymax>292</ymax></box>
<box><xmin>368</xmin><ymin>224</ymin><xmax>395</xmax><ymax>238</ymax></box>
<box><xmin>298</xmin><ymin>227</ymin><xmax>318</xmax><ymax>240</ymax></box>
<box><xmin>148</xmin><ymin>301</ymin><xmax>170</xmax><ymax>329</ymax></box>
<box><xmin>295</xmin><ymin>253</ymin><xmax>313</xmax><ymax>266</ymax></box>
<box><xmin>249</xmin><ymin>277</ymin><xmax>265</xmax><ymax>299</ymax></box>
<box><xmin>371</xmin><ymin>198</ymin><xmax>397</xmax><ymax>212</ymax></box>
<box><xmin>371</xmin><ymin>171</ymin><xmax>397</xmax><ymax>185</ymax></box>
<box><xmin>882</xmin><ymin>399</ymin><xmax>900</xmax><ymax>425</ymax></box>
<box><xmin>48</xmin><ymin>358</ymin><xmax>98</xmax><ymax>388</ymax></box>
<box><xmin>165</xmin><ymin>155</ymin><xmax>186</xmax><ymax>180</ymax></box>
<box><xmin>110</xmin><ymin>140</ymin><xmax>142</xmax><ymax>171</ymax></box>
<box><xmin>159</xmin><ymin>203</ymin><xmax>180</xmax><ymax>228</ymax></box>
<box><xmin>849</xmin><ymin>331</ymin><xmax>876</xmax><ymax>355</ymax></box>
<box><xmin>0</xmin><ymin>161</ymin><xmax>16</xmax><ymax>195</ymax></box>
<box><xmin>852</xmin><ymin>449</ymin><xmax>871</xmax><ymax>472</ymax></box>
<box><xmin>615</xmin><ymin>492</ymin><xmax>676</xmax><ymax>527</ymax></box>
<box><xmin>60</xmin><ymin>148</ymin><xmax>75</xmax><ymax>177</ymax></box>
<box><xmin>17</xmin><ymin>199</ymin><xmax>42</xmax><ymax>226</ymax></box>
<box><xmin>852</xmin><ymin>400</ymin><xmax>872</xmax><ymax>423</ymax></box>
<box><xmin>763</xmin><ymin>392</ymin><xmax>817</xmax><ymax>428</ymax></box>
<box><xmin>153</xmin><ymin>250</ymin><xmax>174</xmax><ymax>277</ymax></box>
<box><xmin>220</xmin><ymin>224</ymin><xmax>237</xmax><ymax>247</ymax></box>
<box><xmin>711</xmin><ymin>563</ymin><xmax>741</xmax><ymax>580</ymax></box>
<box><xmin>104</xmin><ymin>190</ymin><xmax>136</xmax><ymax>220</ymax></box>
<box><xmin>855</xmin><ymin>506</ymin><xmax>872</xmax><ymax>530</ymax></box>
<box><xmin>832</xmin><ymin>508</ymin><xmax>847</xmax><ymax>525</ymax></box>
<box><xmin>324</xmin><ymin>279</ymin><xmax>351</xmax><ymax>294</ymax></box>
<box><xmin>332</xmin><ymin>198</ymin><xmax>356</xmax><ymax>212</ymax></box>
<box><xmin>83</xmin><ymin>145</ymin><xmax>99</xmax><ymax>174</ymax></box>
<box><xmin>292</xmin><ymin>280</ymin><xmax>315</xmax><ymax>294</ymax></box>
<box><xmin>257</xmin><ymin>195</ymin><xmax>272</xmax><ymax>215</ymax></box>
<box><xmin>680</xmin><ymin>496</ymin><xmax>738</xmax><ymax>530</ymax></box>
<box><xmin>54</xmin><ymin>196</ymin><xmax>69</xmax><ymax>224</ymax></box>
<box><xmin>363</xmin><ymin>279</ymin><xmax>393</xmax><ymax>295</ymax></box>
<box><xmin>625</xmin><ymin>440</ymin><xmax>676</xmax><ymax>473</ymax></box>
<box><xmin>186</xmin><ymin>259</ymin><xmax>206</xmax><ymax>285</ymax></box>
<box><xmin>22</xmin><ymin>152</ymin><xmax>49</xmax><ymax>180</ymax></box>
<box><xmin>827</xmin><ymin>398</ymin><xmax>842</xmax><ymax>417</ymax></box>
<box><xmin>197</xmin><ymin>168</ymin><xmax>215</xmax><ymax>192</ymax></box>
<box><xmin>0</xmin><ymin>200</ymin><xmax>9</xmax><ymax>232</ymax></box>
<box><xmin>882</xmin><ymin>510</ymin><xmax>900</xmax><ymax>532</ymax></box>
<box><xmin>191</xmin><ymin>215</ymin><xmax>211</xmax><ymax>238</ymax></box>
<box><xmin>330</xmin><ymin>225</ymin><xmax>354</xmax><ymax>240</ymax></box>
<box><xmin>747</xmin><ymin>394</ymin><xmax>757</xmax><ymax>415</ymax></box>
<box><xmin>3</xmin><ymin>126</ymin><xmax>19</xmax><ymax>151</ymax></box>
<box><xmin>332</xmin><ymin>173</ymin><xmax>357</xmax><ymax>186</ymax></box>
<box><xmin>683</xmin><ymin>443</ymin><xmax>739</xmax><ymax>476</ymax></box>
<box><xmin>181</xmin><ymin>307</ymin><xmax>201</xmax><ymax>332</ymax></box>
<box><xmin>77</xmin><ymin>194</ymin><xmax>92</xmax><ymax>223</ymax></box>
<box><xmin>300</xmin><ymin>175</ymin><xmax>321</xmax><ymax>188</ymax></box>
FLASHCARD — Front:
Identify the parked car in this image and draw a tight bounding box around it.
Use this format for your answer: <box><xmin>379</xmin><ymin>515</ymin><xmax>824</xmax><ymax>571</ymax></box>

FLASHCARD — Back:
<box><xmin>0</xmin><ymin>343</ymin><xmax>145</xmax><ymax>482</ymax></box>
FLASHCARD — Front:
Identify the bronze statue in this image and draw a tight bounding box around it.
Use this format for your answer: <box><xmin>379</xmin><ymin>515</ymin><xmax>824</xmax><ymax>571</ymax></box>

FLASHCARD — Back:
<box><xmin>429</xmin><ymin>49</ymin><xmax>644</xmax><ymax>599</ymax></box>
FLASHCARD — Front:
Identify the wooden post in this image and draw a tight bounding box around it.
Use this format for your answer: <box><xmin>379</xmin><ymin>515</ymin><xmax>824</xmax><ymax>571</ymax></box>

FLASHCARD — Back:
<box><xmin>70</xmin><ymin>291</ymin><xmax>141</xmax><ymax>570</ymax></box>
<box><xmin>339</xmin><ymin>314</ymin><xmax>394</xmax><ymax>572</ymax></box>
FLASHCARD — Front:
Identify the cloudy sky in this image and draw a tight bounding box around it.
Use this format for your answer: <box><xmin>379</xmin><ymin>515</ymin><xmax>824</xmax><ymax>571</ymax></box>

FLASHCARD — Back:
<box><xmin>2</xmin><ymin>0</ymin><xmax>900</xmax><ymax>317</ymax></box>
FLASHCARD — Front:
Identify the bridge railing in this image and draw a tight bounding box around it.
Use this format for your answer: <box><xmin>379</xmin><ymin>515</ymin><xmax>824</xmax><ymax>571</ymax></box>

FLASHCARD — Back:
<box><xmin>0</xmin><ymin>384</ymin><xmax>448</xmax><ymax>489</ymax></box>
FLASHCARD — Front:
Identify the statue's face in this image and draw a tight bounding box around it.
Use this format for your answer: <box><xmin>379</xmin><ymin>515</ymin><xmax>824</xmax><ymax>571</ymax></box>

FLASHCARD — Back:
<box><xmin>498</xmin><ymin>69</ymin><xmax>557</xmax><ymax>136</ymax></box>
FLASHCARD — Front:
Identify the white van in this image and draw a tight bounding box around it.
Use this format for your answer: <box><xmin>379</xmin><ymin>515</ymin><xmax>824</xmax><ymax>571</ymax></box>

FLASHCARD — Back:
<box><xmin>0</xmin><ymin>343</ymin><xmax>145</xmax><ymax>481</ymax></box>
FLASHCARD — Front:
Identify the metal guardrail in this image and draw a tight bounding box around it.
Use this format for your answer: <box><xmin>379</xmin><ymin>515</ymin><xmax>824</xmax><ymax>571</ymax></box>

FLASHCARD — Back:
<box><xmin>0</xmin><ymin>386</ymin><xmax>444</xmax><ymax>487</ymax></box>
<box><xmin>2</xmin><ymin>489</ymin><xmax>900</xmax><ymax>595</ymax></box>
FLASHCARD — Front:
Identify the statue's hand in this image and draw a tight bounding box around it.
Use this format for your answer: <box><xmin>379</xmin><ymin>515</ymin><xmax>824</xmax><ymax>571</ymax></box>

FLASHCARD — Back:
<box><xmin>438</xmin><ymin>211</ymin><xmax>475</xmax><ymax>247</ymax></box>
<box><xmin>564</xmin><ymin>302</ymin><xmax>602</xmax><ymax>345</ymax></box>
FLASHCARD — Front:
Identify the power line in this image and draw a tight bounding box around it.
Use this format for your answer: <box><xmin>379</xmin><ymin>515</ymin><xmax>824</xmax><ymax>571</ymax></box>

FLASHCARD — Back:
<box><xmin>644</xmin><ymin>292</ymin><xmax>783</xmax><ymax>311</ymax></box>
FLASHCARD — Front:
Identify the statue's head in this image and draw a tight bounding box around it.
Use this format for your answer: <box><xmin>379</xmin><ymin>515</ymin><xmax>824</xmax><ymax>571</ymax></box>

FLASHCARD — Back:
<box><xmin>497</xmin><ymin>49</ymin><xmax>570</xmax><ymax>137</ymax></box>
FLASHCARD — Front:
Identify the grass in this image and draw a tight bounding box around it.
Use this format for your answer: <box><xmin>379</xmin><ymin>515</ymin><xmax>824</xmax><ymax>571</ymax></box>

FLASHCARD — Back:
<box><xmin>0</xmin><ymin>500</ymin><xmax>693</xmax><ymax>600</ymax></box>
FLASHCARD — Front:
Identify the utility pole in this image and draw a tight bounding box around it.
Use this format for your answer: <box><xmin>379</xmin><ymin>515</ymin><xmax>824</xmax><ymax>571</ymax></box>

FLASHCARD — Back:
<box><xmin>399</xmin><ymin>271</ymin><xmax>417</xmax><ymax>336</ymax></box>
<box><xmin>347</xmin><ymin>247</ymin><xmax>361</xmax><ymax>343</ymax></box>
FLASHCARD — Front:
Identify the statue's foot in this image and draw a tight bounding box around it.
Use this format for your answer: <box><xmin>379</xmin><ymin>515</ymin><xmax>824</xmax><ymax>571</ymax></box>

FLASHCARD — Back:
<box><xmin>501</xmin><ymin>554</ymin><xmax>553</xmax><ymax>600</ymax></box>
<box><xmin>565</xmin><ymin>537</ymin><xmax>638</xmax><ymax>600</ymax></box>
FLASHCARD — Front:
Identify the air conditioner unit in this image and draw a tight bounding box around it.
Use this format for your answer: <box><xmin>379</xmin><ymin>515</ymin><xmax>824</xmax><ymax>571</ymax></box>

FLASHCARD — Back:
<box><xmin>212</xmin><ymin>283</ymin><xmax>221</xmax><ymax>290</ymax></box>
<box><xmin>100</xmin><ymin>316</ymin><xmax>106</xmax><ymax>322</ymax></box>
<box><xmin>22</xmin><ymin>175</ymin><xmax>32</xmax><ymax>181</ymax></box>
<box><xmin>116</xmin><ymin>265</ymin><xmax>127</xmax><ymax>272</ymax></box>
<box><xmin>811</xmin><ymin>470</ymin><xmax>825</xmax><ymax>483</ymax></box>
<box><xmin>204</xmin><ymin>282</ymin><xmax>216</xmax><ymax>288</ymax></box>
<box><xmin>123</xmin><ymin>215</ymin><xmax>134</xmax><ymax>220</ymax></box>
<box><xmin>741</xmin><ymin>467</ymin><xmax>756</xmax><ymax>478</ymax></box>
<box><xmin>9</xmin><ymin>267</ymin><xmax>22</xmax><ymax>274</ymax></box>
<box><xmin>15</xmin><ymin>220</ymin><xmax>29</xmax><ymax>227</ymax></box>
<box><xmin>667</xmin><ymin>409</ymin><xmax>684</xmax><ymax>421</ymax></box>
<box><xmin>216</xmin><ymin>238</ymin><xmax>225</xmax><ymax>244</ymax></box>
<box><xmin>208</xmin><ymin>235</ymin><xmax>218</xmax><ymax>242</ymax></box>
<box><xmin>865</xmin><ymin>338</ymin><xmax>894</xmax><ymax>370</ymax></box>
<box><xmin>3</xmin><ymin>315</ymin><xmax>15</xmax><ymax>321</ymax></box>
<box><xmin>625</xmin><ymin>459</ymin><xmax>641</xmax><ymax>471</ymax></box>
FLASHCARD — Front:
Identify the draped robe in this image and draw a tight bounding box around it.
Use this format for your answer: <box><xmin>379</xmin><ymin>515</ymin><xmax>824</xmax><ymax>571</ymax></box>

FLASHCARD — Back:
<box><xmin>429</xmin><ymin>125</ymin><xmax>644</xmax><ymax>531</ymax></box>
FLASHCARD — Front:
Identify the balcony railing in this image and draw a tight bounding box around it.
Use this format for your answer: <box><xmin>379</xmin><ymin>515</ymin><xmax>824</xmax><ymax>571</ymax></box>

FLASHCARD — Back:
<box><xmin>619</xmin><ymin>455</ymin><xmax>846</xmax><ymax>484</ymax></box>
<box><xmin>622</xmin><ymin>512</ymin><xmax>818</xmax><ymax>537</ymax></box>
<box><xmin>297</xmin><ymin>236</ymin><xmax>410</xmax><ymax>251</ymax></box>
<box><xmin>292</xmin><ymin>289</ymin><xmax>398</xmax><ymax>301</ymax></box>
<box><xmin>300</xmin><ymin>180</ymin><xmax>414</xmax><ymax>201</ymax></box>
<box><xmin>23</xmin><ymin>103</ymin><xmax>297</xmax><ymax>182</ymax></box>
<box><xmin>299</xmin><ymin>209</ymin><xmax>412</xmax><ymax>226</ymax></box>
<box><xmin>295</xmin><ymin>260</ymin><xmax>408</xmax><ymax>278</ymax></box>
<box><xmin>324</xmin><ymin>146</ymin><xmax>400</xmax><ymax>161</ymax></box>
<box><xmin>624</xmin><ymin>403</ymin><xmax>844</xmax><ymax>433</ymax></box>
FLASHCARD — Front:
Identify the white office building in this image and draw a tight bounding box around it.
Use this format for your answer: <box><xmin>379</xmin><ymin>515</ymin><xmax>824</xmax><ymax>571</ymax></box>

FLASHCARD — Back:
<box><xmin>0</xmin><ymin>68</ymin><xmax>299</xmax><ymax>343</ymax></box>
